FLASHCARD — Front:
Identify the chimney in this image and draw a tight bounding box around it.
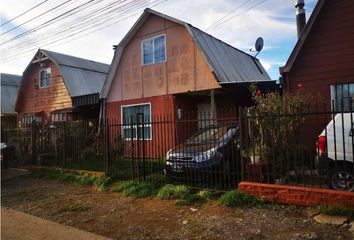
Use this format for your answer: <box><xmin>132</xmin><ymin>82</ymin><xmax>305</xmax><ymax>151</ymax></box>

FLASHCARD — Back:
<box><xmin>295</xmin><ymin>0</ymin><xmax>306</xmax><ymax>38</ymax></box>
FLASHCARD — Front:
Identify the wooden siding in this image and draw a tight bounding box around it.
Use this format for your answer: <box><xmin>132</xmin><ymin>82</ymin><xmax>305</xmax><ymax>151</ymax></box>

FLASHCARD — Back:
<box><xmin>284</xmin><ymin>0</ymin><xmax>354</xmax><ymax>109</ymax></box>
<box><xmin>16</xmin><ymin>60</ymin><xmax>72</xmax><ymax>122</ymax></box>
<box><xmin>106</xmin><ymin>14</ymin><xmax>220</xmax><ymax>103</ymax></box>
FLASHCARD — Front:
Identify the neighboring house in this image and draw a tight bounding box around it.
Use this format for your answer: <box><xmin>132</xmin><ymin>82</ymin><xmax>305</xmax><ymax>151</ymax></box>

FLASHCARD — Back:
<box><xmin>280</xmin><ymin>0</ymin><xmax>354</xmax><ymax>150</ymax></box>
<box><xmin>100</xmin><ymin>8</ymin><xmax>272</xmax><ymax>156</ymax></box>
<box><xmin>16</xmin><ymin>49</ymin><xmax>110</xmax><ymax>127</ymax></box>
<box><xmin>1</xmin><ymin>73</ymin><xmax>21</xmax><ymax>136</ymax></box>
<box><xmin>280</xmin><ymin>0</ymin><xmax>354</xmax><ymax>111</ymax></box>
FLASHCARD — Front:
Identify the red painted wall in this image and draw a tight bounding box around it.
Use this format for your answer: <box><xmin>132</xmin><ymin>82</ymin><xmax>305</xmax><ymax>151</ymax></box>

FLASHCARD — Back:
<box><xmin>284</xmin><ymin>0</ymin><xmax>354</xmax><ymax>109</ymax></box>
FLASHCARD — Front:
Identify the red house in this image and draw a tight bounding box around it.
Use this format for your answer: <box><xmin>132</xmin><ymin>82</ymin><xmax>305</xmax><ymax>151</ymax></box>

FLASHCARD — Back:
<box><xmin>280</xmin><ymin>0</ymin><xmax>354</xmax><ymax>150</ymax></box>
<box><xmin>16</xmin><ymin>49</ymin><xmax>110</xmax><ymax>126</ymax></box>
<box><xmin>100</xmin><ymin>9</ymin><xmax>272</xmax><ymax>157</ymax></box>
<box><xmin>281</xmin><ymin>0</ymin><xmax>354</xmax><ymax>111</ymax></box>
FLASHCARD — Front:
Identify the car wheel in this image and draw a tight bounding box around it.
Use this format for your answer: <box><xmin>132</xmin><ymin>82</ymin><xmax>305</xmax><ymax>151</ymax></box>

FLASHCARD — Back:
<box><xmin>329</xmin><ymin>168</ymin><xmax>354</xmax><ymax>192</ymax></box>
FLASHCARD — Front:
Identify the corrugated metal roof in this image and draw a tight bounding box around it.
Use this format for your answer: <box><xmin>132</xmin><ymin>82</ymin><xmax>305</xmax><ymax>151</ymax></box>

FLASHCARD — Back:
<box><xmin>101</xmin><ymin>8</ymin><xmax>271</xmax><ymax>98</ymax></box>
<box><xmin>1</xmin><ymin>73</ymin><xmax>21</xmax><ymax>114</ymax></box>
<box><xmin>41</xmin><ymin>49</ymin><xmax>110</xmax><ymax>97</ymax></box>
<box><xmin>187</xmin><ymin>25</ymin><xmax>270</xmax><ymax>83</ymax></box>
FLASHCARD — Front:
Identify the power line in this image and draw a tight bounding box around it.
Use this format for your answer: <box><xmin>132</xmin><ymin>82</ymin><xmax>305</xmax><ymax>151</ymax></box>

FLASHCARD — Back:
<box><xmin>1</xmin><ymin>0</ymin><xmax>50</xmax><ymax>27</ymax></box>
<box><xmin>204</xmin><ymin>0</ymin><xmax>254</xmax><ymax>32</ymax></box>
<box><xmin>2</xmin><ymin>0</ymin><xmax>169</xmax><ymax>62</ymax></box>
<box><xmin>206</xmin><ymin>0</ymin><xmax>267</xmax><ymax>32</ymax></box>
<box><xmin>1</xmin><ymin>0</ymin><xmax>72</xmax><ymax>36</ymax></box>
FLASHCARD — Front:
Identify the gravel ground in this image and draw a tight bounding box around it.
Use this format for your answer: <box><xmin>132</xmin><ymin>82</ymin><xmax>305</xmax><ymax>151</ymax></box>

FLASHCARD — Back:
<box><xmin>1</xmin><ymin>176</ymin><xmax>353</xmax><ymax>240</ymax></box>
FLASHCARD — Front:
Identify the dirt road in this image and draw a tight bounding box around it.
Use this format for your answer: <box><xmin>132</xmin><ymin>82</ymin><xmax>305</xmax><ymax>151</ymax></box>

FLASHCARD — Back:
<box><xmin>1</xmin><ymin>176</ymin><xmax>352</xmax><ymax>240</ymax></box>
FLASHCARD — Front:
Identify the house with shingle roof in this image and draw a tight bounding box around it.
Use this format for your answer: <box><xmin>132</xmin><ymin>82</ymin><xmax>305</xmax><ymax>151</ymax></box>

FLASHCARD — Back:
<box><xmin>15</xmin><ymin>49</ymin><xmax>110</xmax><ymax>126</ymax></box>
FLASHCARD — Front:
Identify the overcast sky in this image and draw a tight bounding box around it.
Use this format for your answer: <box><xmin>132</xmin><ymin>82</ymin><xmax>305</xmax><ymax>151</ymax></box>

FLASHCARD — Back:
<box><xmin>0</xmin><ymin>0</ymin><xmax>317</xmax><ymax>80</ymax></box>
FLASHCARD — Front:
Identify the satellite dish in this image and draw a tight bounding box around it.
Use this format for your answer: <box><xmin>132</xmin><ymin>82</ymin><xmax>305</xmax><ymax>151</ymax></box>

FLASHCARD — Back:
<box><xmin>255</xmin><ymin>37</ymin><xmax>264</xmax><ymax>52</ymax></box>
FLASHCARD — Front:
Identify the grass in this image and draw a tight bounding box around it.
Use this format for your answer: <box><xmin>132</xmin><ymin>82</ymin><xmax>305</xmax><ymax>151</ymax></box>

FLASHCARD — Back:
<box><xmin>32</xmin><ymin>168</ymin><xmax>112</xmax><ymax>190</ymax></box>
<box><xmin>317</xmin><ymin>205</ymin><xmax>354</xmax><ymax>220</ymax></box>
<box><xmin>219</xmin><ymin>190</ymin><xmax>266</xmax><ymax>208</ymax></box>
<box><xmin>157</xmin><ymin>184</ymin><xmax>191</xmax><ymax>200</ymax></box>
<box><xmin>110</xmin><ymin>180</ymin><xmax>157</xmax><ymax>198</ymax></box>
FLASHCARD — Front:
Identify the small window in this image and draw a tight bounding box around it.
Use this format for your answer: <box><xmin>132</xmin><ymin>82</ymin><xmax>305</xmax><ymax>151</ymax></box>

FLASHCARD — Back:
<box><xmin>121</xmin><ymin>103</ymin><xmax>151</xmax><ymax>140</ymax></box>
<box><xmin>39</xmin><ymin>68</ymin><xmax>51</xmax><ymax>88</ymax></box>
<box><xmin>330</xmin><ymin>83</ymin><xmax>354</xmax><ymax>112</ymax></box>
<box><xmin>141</xmin><ymin>35</ymin><xmax>166</xmax><ymax>65</ymax></box>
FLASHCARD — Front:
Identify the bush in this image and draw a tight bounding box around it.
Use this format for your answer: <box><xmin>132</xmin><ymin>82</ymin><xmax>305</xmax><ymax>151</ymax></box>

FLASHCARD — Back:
<box><xmin>157</xmin><ymin>184</ymin><xmax>191</xmax><ymax>200</ymax></box>
<box><xmin>197</xmin><ymin>190</ymin><xmax>214</xmax><ymax>202</ymax></box>
<box><xmin>219</xmin><ymin>190</ymin><xmax>265</xmax><ymax>208</ymax></box>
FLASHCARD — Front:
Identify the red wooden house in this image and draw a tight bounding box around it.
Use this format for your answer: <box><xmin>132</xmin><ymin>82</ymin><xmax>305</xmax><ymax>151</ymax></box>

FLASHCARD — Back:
<box><xmin>280</xmin><ymin>0</ymin><xmax>354</xmax><ymax>149</ymax></box>
<box><xmin>100</xmin><ymin>9</ymin><xmax>272</xmax><ymax>157</ymax></box>
<box><xmin>281</xmin><ymin>0</ymin><xmax>354</xmax><ymax>111</ymax></box>
<box><xmin>16</xmin><ymin>49</ymin><xmax>110</xmax><ymax>126</ymax></box>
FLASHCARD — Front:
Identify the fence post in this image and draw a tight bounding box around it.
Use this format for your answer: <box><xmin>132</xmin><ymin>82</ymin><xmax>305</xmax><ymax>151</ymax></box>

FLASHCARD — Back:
<box><xmin>239</xmin><ymin>107</ymin><xmax>245</xmax><ymax>182</ymax></box>
<box><xmin>105</xmin><ymin>118</ymin><xmax>110</xmax><ymax>176</ymax></box>
<box><xmin>63</xmin><ymin>122</ymin><xmax>66</xmax><ymax>169</ymax></box>
<box><xmin>31</xmin><ymin>123</ymin><xmax>37</xmax><ymax>165</ymax></box>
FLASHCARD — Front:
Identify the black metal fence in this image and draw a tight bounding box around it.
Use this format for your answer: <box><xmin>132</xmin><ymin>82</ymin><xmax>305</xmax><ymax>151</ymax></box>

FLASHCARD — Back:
<box><xmin>2</xmin><ymin>107</ymin><xmax>353</xmax><ymax>191</ymax></box>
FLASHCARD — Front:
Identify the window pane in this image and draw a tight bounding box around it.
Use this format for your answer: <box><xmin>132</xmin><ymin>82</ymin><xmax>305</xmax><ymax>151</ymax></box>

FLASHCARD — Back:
<box><xmin>330</xmin><ymin>83</ymin><xmax>354</xmax><ymax>111</ymax></box>
<box><xmin>137</xmin><ymin>126</ymin><xmax>151</xmax><ymax>139</ymax></box>
<box><xmin>154</xmin><ymin>35</ymin><xmax>165</xmax><ymax>63</ymax></box>
<box><xmin>143</xmin><ymin>39</ymin><xmax>153</xmax><ymax>65</ymax></box>
<box><xmin>123</xmin><ymin>128</ymin><xmax>136</xmax><ymax>139</ymax></box>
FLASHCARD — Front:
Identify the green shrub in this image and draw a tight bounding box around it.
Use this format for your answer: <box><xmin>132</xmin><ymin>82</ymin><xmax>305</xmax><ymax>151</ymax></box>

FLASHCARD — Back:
<box><xmin>110</xmin><ymin>180</ymin><xmax>136</xmax><ymax>192</ymax></box>
<box><xmin>197</xmin><ymin>190</ymin><xmax>214</xmax><ymax>202</ymax></box>
<box><xmin>93</xmin><ymin>177</ymin><xmax>112</xmax><ymax>190</ymax></box>
<box><xmin>219</xmin><ymin>190</ymin><xmax>265</xmax><ymax>208</ymax></box>
<box><xmin>157</xmin><ymin>184</ymin><xmax>191</xmax><ymax>200</ymax></box>
<box><xmin>175</xmin><ymin>194</ymin><xmax>201</xmax><ymax>206</ymax></box>
<box><xmin>110</xmin><ymin>180</ymin><xmax>157</xmax><ymax>198</ymax></box>
<box><xmin>317</xmin><ymin>205</ymin><xmax>354</xmax><ymax>219</ymax></box>
<box><xmin>122</xmin><ymin>182</ymin><xmax>157</xmax><ymax>198</ymax></box>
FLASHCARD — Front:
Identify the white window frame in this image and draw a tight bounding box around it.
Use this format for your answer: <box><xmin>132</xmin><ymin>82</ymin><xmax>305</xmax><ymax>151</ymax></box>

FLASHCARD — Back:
<box><xmin>141</xmin><ymin>34</ymin><xmax>167</xmax><ymax>66</ymax></box>
<box><xmin>121</xmin><ymin>102</ymin><xmax>152</xmax><ymax>140</ymax></box>
<box><xmin>39</xmin><ymin>67</ymin><xmax>51</xmax><ymax>88</ymax></box>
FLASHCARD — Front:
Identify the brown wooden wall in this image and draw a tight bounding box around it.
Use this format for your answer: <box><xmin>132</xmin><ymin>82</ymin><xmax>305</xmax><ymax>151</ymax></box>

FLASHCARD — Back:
<box><xmin>106</xmin><ymin>14</ymin><xmax>220</xmax><ymax>103</ymax></box>
<box><xmin>16</xmin><ymin>59</ymin><xmax>72</xmax><ymax>123</ymax></box>
<box><xmin>284</xmin><ymin>0</ymin><xmax>354</xmax><ymax>110</ymax></box>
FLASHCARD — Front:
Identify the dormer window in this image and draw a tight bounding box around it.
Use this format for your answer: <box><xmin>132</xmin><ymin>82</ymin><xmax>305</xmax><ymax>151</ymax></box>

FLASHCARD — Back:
<box><xmin>141</xmin><ymin>34</ymin><xmax>166</xmax><ymax>65</ymax></box>
<box><xmin>39</xmin><ymin>67</ymin><xmax>51</xmax><ymax>88</ymax></box>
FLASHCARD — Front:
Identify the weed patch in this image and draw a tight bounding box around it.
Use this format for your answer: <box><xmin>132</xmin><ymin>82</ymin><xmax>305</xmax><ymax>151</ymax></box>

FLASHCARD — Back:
<box><xmin>110</xmin><ymin>180</ymin><xmax>157</xmax><ymax>198</ymax></box>
<box><xmin>157</xmin><ymin>184</ymin><xmax>191</xmax><ymax>200</ymax></box>
<box><xmin>317</xmin><ymin>205</ymin><xmax>354</xmax><ymax>220</ymax></box>
<box><xmin>32</xmin><ymin>168</ymin><xmax>112</xmax><ymax>190</ymax></box>
<box><xmin>219</xmin><ymin>190</ymin><xmax>265</xmax><ymax>208</ymax></box>
<box><xmin>60</xmin><ymin>202</ymin><xmax>91</xmax><ymax>212</ymax></box>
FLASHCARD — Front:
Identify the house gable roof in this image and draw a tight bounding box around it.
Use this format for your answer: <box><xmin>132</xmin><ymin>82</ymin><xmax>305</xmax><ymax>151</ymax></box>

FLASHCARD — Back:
<box><xmin>1</xmin><ymin>73</ymin><xmax>21</xmax><ymax>114</ymax></box>
<box><xmin>100</xmin><ymin>8</ymin><xmax>271</xmax><ymax>98</ymax></box>
<box><xmin>40</xmin><ymin>49</ymin><xmax>110</xmax><ymax>97</ymax></box>
<box><xmin>280</xmin><ymin>0</ymin><xmax>326</xmax><ymax>74</ymax></box>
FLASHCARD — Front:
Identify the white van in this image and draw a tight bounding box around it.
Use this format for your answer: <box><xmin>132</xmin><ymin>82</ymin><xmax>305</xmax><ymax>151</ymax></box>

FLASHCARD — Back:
<box><xmin>317</xmin><ymin>113</ymin><xmax>354</xmax><ymax>191</ymax></box>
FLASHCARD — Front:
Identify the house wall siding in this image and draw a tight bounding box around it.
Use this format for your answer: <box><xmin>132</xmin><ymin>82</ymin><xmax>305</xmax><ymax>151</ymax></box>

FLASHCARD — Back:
<box><xmin>106</xmin><ymin>14</ymin><xmax>220</xmax><ymax>103</ymax></box>
<box><xmin>16</xmin><ymin>60</ymin><xmax>72</xmax><ymax>122</ymax></box>
<box><xmin>285</xmin><ymin>0</ymin><xmax>354</xmax><ymax>109</ymax></box>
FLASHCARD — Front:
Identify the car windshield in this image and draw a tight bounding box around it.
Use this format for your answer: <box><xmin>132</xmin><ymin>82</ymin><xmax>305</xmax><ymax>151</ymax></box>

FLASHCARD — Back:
<box><xmin>186</xmin><ymin>126</ymin><xmax>232</xmax><ymax>144</ymax></box>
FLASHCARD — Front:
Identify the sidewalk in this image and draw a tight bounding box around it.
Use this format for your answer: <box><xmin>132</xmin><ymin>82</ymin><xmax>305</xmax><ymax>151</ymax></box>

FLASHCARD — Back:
<box><xmin>1</xmin><ymin>208</ymin><xmax>111</xmax><ymax>240</ymax></box>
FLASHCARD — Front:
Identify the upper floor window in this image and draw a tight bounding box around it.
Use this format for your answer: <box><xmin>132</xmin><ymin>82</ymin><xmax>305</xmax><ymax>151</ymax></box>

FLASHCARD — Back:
<box><xmin>39</xmin><ymin>67</ymin><xmax>51</xmax><ymax>88</ymax></box>
<box><xmin>141</xmin><ymin>35</ymin><xmax>166</xmax><ymax>65</ymax></box>
<box><xmin>330</xmin><ymin>83</ymin><xmax>354</xmax><ymax>112</ymax></box>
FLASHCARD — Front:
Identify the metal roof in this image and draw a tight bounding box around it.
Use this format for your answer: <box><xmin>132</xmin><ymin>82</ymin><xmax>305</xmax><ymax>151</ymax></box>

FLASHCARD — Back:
<box><xmin>101</xmin><ymin>8</ymin><xmax>271</xmax><ymax>98</ymax></box>
<box><xmin>1</xmin><ymin>73</ymin><xmax>21</xmax><ymax>114</ymax></box>
<box><xmin>41</xmin><ymin>49</ymin><xmax>110</xmax><ymax>97</ymax></box>
<box><xmin>186</xmin><ymin>25</ymin><xmax>270</xmax><ymax>84</ymax></box>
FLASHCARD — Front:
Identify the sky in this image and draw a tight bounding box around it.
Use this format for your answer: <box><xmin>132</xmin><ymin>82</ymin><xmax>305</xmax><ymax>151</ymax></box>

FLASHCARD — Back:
<box><xmin>0</xmin><ymin>0</ymin><xmax>318</xmax><ymax>80</ymax></box>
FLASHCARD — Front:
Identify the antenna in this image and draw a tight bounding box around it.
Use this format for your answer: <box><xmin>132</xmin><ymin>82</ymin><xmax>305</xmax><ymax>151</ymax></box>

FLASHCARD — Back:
<box><xmin>249</xmin><ymin>37</ymin><xmax>264</xmax><ymax>57</ymax></box>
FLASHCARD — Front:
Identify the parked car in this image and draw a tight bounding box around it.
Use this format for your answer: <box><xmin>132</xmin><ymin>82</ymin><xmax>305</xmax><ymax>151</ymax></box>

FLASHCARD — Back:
<box><xmin>164</xmin><ymin>125</ymin><xmax>242</xmax><ymax>179</ymax></box>
<box><xmin>316</xmin><ymin>113</ymin><xmax>354</xmax><ymax>191</ymax></box>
